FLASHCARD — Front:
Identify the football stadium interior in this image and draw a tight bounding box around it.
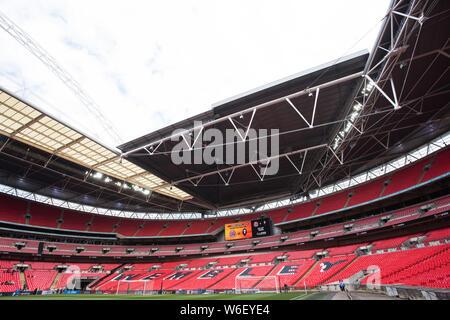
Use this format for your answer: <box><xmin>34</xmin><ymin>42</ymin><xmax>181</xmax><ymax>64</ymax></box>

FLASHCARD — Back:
<box><xmin>0</xmin><ymin>0</ymin><xmax>449</xmax><ymax>301</ymax></box>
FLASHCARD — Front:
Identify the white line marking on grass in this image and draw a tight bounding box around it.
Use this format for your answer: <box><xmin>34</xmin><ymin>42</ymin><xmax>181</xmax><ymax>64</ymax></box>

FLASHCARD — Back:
<box><xmin>290</xmin><ymin>293</ymin><xmax>308</xmax><ymax>300</ymax></box>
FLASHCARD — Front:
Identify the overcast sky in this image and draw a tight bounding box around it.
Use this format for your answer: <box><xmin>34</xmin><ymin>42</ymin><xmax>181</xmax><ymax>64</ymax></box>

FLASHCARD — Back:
<box><xmin>0</xmin><ymin>0</ymin><xmax>391</xmax><ymax>149</ymax></box>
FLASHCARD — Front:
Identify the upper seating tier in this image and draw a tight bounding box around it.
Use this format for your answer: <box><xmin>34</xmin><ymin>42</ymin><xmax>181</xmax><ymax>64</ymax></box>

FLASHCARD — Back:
<box><xmin>0</xmin><ymin>148</ymin><xmax>447</xmax><ymax>240</ymax></box>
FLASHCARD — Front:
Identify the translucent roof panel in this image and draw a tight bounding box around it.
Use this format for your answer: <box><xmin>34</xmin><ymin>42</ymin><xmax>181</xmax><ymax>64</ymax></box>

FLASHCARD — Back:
<box><xmin>16</xmin><ymin>116</ymin><xmax>83</xmax><ymax>151</ymax></box>
<box><xmin>0</xmin><ymin>88</ymin><xmax>192</xmax><ymax>201</ymax></box>
<box><xmin>0</xmin><ymin>92</ymin><xmax>42</xmax><ymax>136</ymax></box>
<box><xmin>96</xmin><ymin>158</ymin><xmax>146</xmax><ymax>180</ymax></box>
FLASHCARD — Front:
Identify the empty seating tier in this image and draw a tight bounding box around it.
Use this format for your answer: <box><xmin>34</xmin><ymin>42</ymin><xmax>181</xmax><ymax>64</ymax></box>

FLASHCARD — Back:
<box><xmin>0</xmin><ymin>147</ymin><xmax>448</xmax><ymax>239</ymax></box>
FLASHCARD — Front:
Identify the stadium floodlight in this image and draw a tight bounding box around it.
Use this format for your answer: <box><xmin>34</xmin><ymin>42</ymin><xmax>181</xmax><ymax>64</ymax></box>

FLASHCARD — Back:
<box><xmin>332</xmin><ymin>137</ymin><xmax>342</xmax><ymax>150</ymax></box>
<box><xmin>349</xmin><ymin>111</ymin><xmax>359</xmax><ymax>122</ymax></box>
<box><xmin>353</xmin><ymin>102</ymin><xmax>362</xmax><ymax>111</ymax></box>
<box><xmin>361</xmin><ymin>82</ymin><xmax>374</xmax><ymax>96</ymax></box>
<box><xmin>332</xmin><ymin>99</ymin><xmax>364</xmax><ymax>151</ymax></box>
<box><xmin>104</xmin><ymin>177</ymin><xmax>112</xmax><ymax>183</ymax></box>
<box><xmin>344</xmin><ymin>121</ymin><xmax>352</xmax><ymax>133</ymax></box>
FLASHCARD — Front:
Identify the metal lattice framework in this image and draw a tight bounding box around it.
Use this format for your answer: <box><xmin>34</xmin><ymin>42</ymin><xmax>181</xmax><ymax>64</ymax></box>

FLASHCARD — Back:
<box><xmin>118</xmin><ymin>0</ymin><xmax>449</xmax><ymax>210</ymax></box>
<box><xmin>122</xmin><ymin>67</ymin><xmax>365</xmax><ymax>190</ymax></box>
<box><xmin>302</xmin><ymin>0</ymin><xmax>450</xmax><ymax>192</ymax></box>
<box><xmin>0</xmin><ymin>87</ymin><xmax>192</xmax><ymax>201</ymax></box>
<box><xmin>0</xmin><ymin>131</ymin><xmax>447</xmax><ymax>220</ymax></box>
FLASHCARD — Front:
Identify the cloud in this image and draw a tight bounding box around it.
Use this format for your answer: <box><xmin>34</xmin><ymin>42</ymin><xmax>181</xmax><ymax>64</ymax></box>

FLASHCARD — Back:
<box><xmin>0</xmin><ymin>0</ymin><xmax>391</xmax><ymax>148</ymax></box>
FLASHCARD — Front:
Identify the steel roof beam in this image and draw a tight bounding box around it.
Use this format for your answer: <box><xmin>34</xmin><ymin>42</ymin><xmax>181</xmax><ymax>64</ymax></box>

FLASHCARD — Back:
<box><xmin>123</xmin><ymin>71</ymin><xmax>363</xmax><ymax>157</ymax></box>
<box><xmin>161</xmin><ymin>143</ymin><xmax>327</xmax><ymax>189</ymax></box>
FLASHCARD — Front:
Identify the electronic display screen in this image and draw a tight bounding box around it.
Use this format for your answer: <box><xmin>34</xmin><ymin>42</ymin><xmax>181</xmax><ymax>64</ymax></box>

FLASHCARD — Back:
<box><xmin>224</xmin><ymin>217</ymin><xmax>272</xmax><ymax>241</ymax></box>
<box><xmin>225</xmin><ymin>220</ymin><xmax>252</xmax><ymax>241</ymax></box>
<box><xmin>251</xmin><ymin>218</ymin><xmax>272</xmax><ymax>238</ymax></box>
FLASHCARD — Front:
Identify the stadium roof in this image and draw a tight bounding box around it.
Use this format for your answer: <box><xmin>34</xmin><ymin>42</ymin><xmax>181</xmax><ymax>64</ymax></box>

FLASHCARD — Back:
<box><xmin>0</xmin><ymin>0</ymin><xmax>448</xmax><ymax>215</ymax></box>
<box><xmin>119</xmin><ymin>51</ymin><xmax>368</xmax><ymax>208</ymax></box>
<box><xmin>119</xmin><ymin>0</ymin><xmax>450</xmax><ymax>210</ymax></box>
<box><xmin>0</xmin><ymin>87</ymin><xmax>192</xmax><ymax>201</ymax></box>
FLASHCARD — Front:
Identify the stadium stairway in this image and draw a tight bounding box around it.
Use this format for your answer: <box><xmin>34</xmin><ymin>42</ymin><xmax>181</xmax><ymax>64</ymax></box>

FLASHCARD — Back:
<box><xmin>310</xmin><ymin>202</ymin><xmax>320</xmax><ymax>217</ymax></box>
<box><xmin>204</xmin><ymin>220</ymin><xmax>216</xmax><ymax>234</ymax></box>
<box><xmin>293</xmin><ymin>260</ymin><xmax>319</xmax><ymax>289</ymax></box>
<box><xmin>282</xmin><ymin>207</ymin><xmax>294</xmax><ymax>222</ymax></box>
<box><xmin>56</xmin><ymin>210</ymin><xmax>64</xmax><ymax>229</ymax></box>
<box><xmin>131</xmin><ymin>224</ymin><xmax>145</xmax><ymax>237</ymax></box>
<box><xmin>309</xmin><ymin>255</ymin><xmax>360</xmax><ymax>289</ymax></box>
<box><xmin>343</xmin><ymin>193</ymin><xmax>352</xmax><ymax>208</ymax></box>
<box><xmin>416</xmin><ymin>163</ymin><xmax>429</xmax><ymax>185</ymax></box>
<box><xmin>19</xmin><ymin>270</ymin><xmax>26</xmax><ymax>290</ymax></box>
<box><xmin>378</xmin><ymin>178</ymin><xmax>390</xmax><ymax>198</ymax></box>
<box><xmin>50</xmin><ymin>272</ymin><xmax>62</xmax><ymax>290</ymax></box>
<box><xmin>250</xmin><ymin>264</ymin><xmax>279</xmax><ymax>289</ymax></box>
<box><xmin>280</xmin><ymin>209</ymin><xmax>290</xmax><ymax>223</ymax></box>
<box><xmin>179</xmin><ymin>223</ymin><xmax>191</xmax><ymax>236</ymax></box>
<box><xmin>323</xmin><ymin>256</ymin><xmax>362</xmax><ymax>286</ymax></box>
<box><xmin>111</xmin><ymin>222</ymin><xmax>119</xmax><ymax>233</ymax></box>
<box><xmin>24</xmin><ymin>202</ymin><xmax>31</xmax><ymax>225</ymax></box>
<box><xmin>332</xmin><ymin>269</ymin><xmax>371</xmax><ymax>288</ymax></box>
<box><xmin>155</xmin><ymin>224</ymin><xmax>166</xmax><ymax>237</ymax></box>
<box><xmin>132</xmin><ymin>222</ymin><xmax>145</xmax><ymax>237</ymax></box>
<box><xmin>85</xmin><ymin>216</ymin><xmax>94</xmax><ymax>232</ymax></box>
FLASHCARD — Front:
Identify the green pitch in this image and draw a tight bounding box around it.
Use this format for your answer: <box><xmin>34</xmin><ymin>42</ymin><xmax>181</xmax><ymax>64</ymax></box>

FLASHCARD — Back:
<box><xmin>0</xmin><ymin>292</ymin><xmax>320</xmax><ymax>300</ymax></box>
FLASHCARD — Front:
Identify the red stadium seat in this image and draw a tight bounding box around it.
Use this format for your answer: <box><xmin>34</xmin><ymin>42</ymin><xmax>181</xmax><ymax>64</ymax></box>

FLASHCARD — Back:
<box><xmin>383</xmin><ymin>158</ymin><xmax>430</xmax><ymax>196</ymax></box>
<box><xmin>0</xmin><ymin>193</ymin><xmax>27</xmax><ymax>224</ymax></box>
<box><xmin>421</xmin><ymin>148</ymin><xmax>450</xmax><ymax>182</ymax></box>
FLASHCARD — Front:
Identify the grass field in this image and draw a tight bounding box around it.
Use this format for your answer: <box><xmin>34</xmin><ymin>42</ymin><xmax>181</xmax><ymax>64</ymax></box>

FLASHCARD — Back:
<box><xmin>0</xmin><ymin>291</ymin><xmax>325</xmax><ymax>300</ymax></box>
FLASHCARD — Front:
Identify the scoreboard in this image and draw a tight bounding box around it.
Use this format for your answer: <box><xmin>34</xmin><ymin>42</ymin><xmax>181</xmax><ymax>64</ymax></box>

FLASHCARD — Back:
<box><xmin>251</xmin><ymin>217</ymin><xmax>272</xmax><ymax>238</ymax></box>
<box><xmin>224</xmin><ymin>217</ymin><xmax>272</xmax><ymax>241</ymax></box>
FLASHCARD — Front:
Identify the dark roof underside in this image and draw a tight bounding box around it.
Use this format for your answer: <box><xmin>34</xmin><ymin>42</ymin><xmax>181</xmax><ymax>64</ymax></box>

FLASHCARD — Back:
<box><xmin>120</xmin><ymin>52</ymin><xmax>369</xmax><ymax>208</ymax></box>
<box><xmin>120</xmin><ymin>0</ymin><xmax>450</xmax><ymax>210</ymax></box>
